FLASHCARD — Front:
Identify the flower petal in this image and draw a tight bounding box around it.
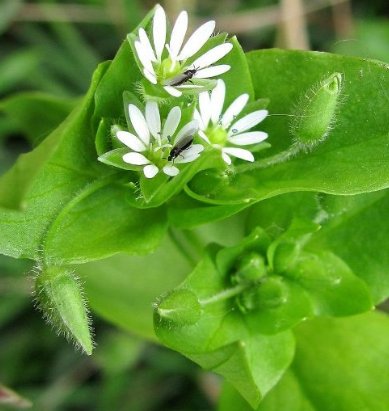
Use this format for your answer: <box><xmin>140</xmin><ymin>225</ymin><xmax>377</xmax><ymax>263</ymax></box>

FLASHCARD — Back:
<box><xmin>199</xmin><ymin>90</ymin><xmax>211</xmax><ymax>129</ymax></box>
<box><xmin>162</xmin><ymin>106</ymin><xmax>181</xmax><ymax>141</ymax></box>
<box><xmin>116</xmin><ymin>130</ymin><xmax>146</xmax><ymax>152</ymax></box>
<box><xmin>223</xmin><ymin>147</ymin><xmax>254</xmax><ymax>162</ymax></box>
<box><xmin>193</xmin><ymin>65</ymin><xmax>231</xmax><ymax>79</ymax></box>
<box><xmin>173</xmin><ymin>144</ymin><xmax>204</xmax><ymax>164</ymax></box>
<box><xmin>163</xmin><ymin>165</ymin><xmax>180</xmax><ymax>176</ymax></box>
<box><xmin>222</xmin><ymin>93</ymin><xmax>249</xmax><ymax>127</ymax></box>
<box><xmin>221</xmin><ymin>151</ymin><xmax>232</xmax><ymax>165</ymax></box>
<box><xmin>198</xmin><ymin>129</ymin><xmax>211</xmax><ymax>144</ymax></box>
<box><xmin>145</xmin><ymin>101</ymin><xmax>161</xmax><ymax>140</ymax></box>
<box><xmin>229</xmin><ymin>109</ymin><xmax>268</xmax><ymax>135</ymax></box>
<box><xmin>123</xmin><ymin>152</ymin><xmax>150</xmax><ymax>165</ymax></box>
<box><xmin>191</xmin><ymin>43</ymin><xmax>233</xmax><ymax>69</ymax></box>
<box><xmin>228</xmin><ymin>131</ymin><xmax>268</xmax><ymax>145</ymax></box>
<box><xmin>134</xmin><ymin>41</ymin><xmax>155</xmax><ymax>75</ymax></box>
<box><xmin>164</xmin><ymin>85</ymin><xmax>182</xmax><ymax>97</ymax></box>
<box><xmin>143</xmin><ymin>164</ymin><xmax>159</xmax><ymax>178</ymax></box>
<box><xmin>153</xmin><ymin>5</ymin><xmax>166</xmax><ymax>60</ymax></box>
<box><xmin>143</xmin><ymin>69</ymin><xmax>157</xmax><ymax>84</ymax></box>
<box><xmin>211</xmin><ymin>80</ymin><xmax>225</xmax><ymax>125</ymax></box>
<box><xmin>138</xmin><ymin>28</ymin><xmax>157</xmax><ymax>62</ymax></box>
<box><xmin>178</xmin><ymin>20</ymin><xmax>215</xmax><ymax>60</ymax></box>
<box><xmin>193</xmin><ymin>109</ymin><xmax>205</xmax><ymax>130</ymax></box>
<box><xmin>128</xmin><ymin>104</ymin><xmax>150</xmax><ymax>145</ymax></box>
<box><xmin>174</xmin><ymin>120</ymin><xmax>199</xmax><ymax>144</ymax></box>
<box><xmin>169</xmin><ymin>11</ymin><xmax>188</xmax><ymax>60</ymax></box>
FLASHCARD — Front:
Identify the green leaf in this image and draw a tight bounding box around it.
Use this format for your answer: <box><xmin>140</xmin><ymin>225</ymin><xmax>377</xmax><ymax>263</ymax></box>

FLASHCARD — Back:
<box><xmin>0</xmin><ymin>63</ymin><xmax>108</xmax><ymax>257</ymax></box>
<box><xmin>307</xmin><ymin>190</ymin><xmax>389</xmax><ymax>304</ymax></box>
<box><xmin>0</xmin><ymin>50</ymin><xmax>39</xmax><ymax>94</ymax></box>
<box><xmin>168</xmin><ymin>192</ymin><xmax>250</xmax><ymax>229</ymax></box>
<box><xmin>0</xmin><ymin>92</ymin><xmax>76</xmax><ymax>146</ymax></box>
<box><xmin>187</xmin><ymin>50</ymin><xmax>389</xmax><ymax>204</ymax></box>
<box><xmin>290</xmin><ymin>312</ymin><xmax>389</xmax><ymax>411</ymax></box>
<box><xmin>79</xmin><ymin>234</ymin><xmax>193</xmax><ymax>341</ymax></box>
<box><xmin>219</xmin><ymin>312</ymin><xmax>389</xmax><ymax>411</ymax></box>
<box><xmin>43</xmin><ymin>179</ymin><xmax>167</xmax><ymax>264</ymax></box>
<box><xmin>287</xmin><ymin>251</ymin><xmax>372</xmax><ymax>316</ymax></box>
<box><xmin>154</xmin><ymin>248</ymin><xmax>295</xmax><ymax>408</ymax></box>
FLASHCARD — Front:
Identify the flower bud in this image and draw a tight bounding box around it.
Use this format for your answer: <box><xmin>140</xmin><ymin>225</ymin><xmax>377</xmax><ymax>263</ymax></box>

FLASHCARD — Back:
<box><xmin>34</xmin><ymin>266</ymin><xmax>93</xmax><ymax>355</ymax></box>
<box><xmin>272</xmin><ymin>242</ymin><xmax>300</xmax><ymax>273</ymax></box>
<box><xmin>236</xmin><ymin>277</ymin><xmax>287</xmax><ymax>313</ymax></box>
<box><xmin>154</xmin><ymin>289</ymin><xmax>202</xmax><ymax>326</ymax></box>
<box><xmin>232</xmin><ymin>252</ymin><xmax>267</xmax><ymax>284</ymax></box>
<box><xmin>291</xmin><ymin>72</ymin><xmax>343</xmax><ymax>150</ymax></box>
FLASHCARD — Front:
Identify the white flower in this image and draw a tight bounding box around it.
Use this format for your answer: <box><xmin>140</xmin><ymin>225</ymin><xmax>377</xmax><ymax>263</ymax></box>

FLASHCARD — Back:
<box><xmin>116</xmin><ymin>102</ymin><xmax>204</xmax><ymax>178</ymax></box>
<box><xmin>194</xmin><ymin>80</ymin><xmax>268</xmax><ymax>164</ymax></box>
<box><xmin>132</xmin><ymin>5</ymin><xmax>233</xmax><ymax>97</ymax></box>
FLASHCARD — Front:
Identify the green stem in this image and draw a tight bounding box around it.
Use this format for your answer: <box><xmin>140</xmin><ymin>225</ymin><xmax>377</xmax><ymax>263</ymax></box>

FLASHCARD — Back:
<box><xmin>199</xmin><ymin>283</ymin><xmax>249</xmax><ymax>306</ymax></box>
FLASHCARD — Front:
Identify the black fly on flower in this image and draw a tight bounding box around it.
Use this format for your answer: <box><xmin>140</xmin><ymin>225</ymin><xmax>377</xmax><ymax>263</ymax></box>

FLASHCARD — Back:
<box><xmin>128</xmin><ymin>4</ymin><xmax>233</xmax><ymax>97</ymax></box>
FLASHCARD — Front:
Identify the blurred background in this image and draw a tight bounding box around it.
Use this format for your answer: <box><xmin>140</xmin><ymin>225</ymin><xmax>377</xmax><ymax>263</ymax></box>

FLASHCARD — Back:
<box><xmin>1</xmin><ymin>0</ymin><xmax>389</xmax><ymax>410</ymax></box>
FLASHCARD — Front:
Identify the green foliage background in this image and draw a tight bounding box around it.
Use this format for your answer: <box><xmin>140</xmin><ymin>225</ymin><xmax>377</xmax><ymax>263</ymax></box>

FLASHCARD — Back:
<box><xmin>1</xmin><ymin>1</ymin><xmax>388</xmax><ymax>410</ymax></box>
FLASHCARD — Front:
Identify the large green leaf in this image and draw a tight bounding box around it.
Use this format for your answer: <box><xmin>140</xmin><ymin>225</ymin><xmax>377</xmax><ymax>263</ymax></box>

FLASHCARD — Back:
<box><xmin>219</xmin><ymin>312</ymin><xmax>389</xmax><ymax>411</ymax></box>
<box><xmin>188</xmin><ymin>50</ymin><xmax>389</xmax><ymax>205</ymax></box>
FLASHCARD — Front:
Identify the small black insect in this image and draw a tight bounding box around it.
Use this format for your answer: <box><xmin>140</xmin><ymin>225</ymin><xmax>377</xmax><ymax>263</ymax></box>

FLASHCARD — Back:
<box><xmin>168</xmin><ymin>134</ymin><xmax>194</xmax><ymax>162</ymax></box>
<box><xmin>168</xmin><ymin>67</ymin><xmax>198</xmax><ymax>87</ymax></box>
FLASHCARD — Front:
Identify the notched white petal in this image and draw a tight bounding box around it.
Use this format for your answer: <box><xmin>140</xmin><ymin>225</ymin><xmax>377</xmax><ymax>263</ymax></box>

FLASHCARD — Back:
<box><xmin>138</xmin><ymin>28</ymin><xmax>157</xmax><ymax>62</ymax></box>
<box><xmin>199</xmin><ymin>91</ymin><xmax>211</xmax><ymax>129</ymax></box>
<box><xmin>198</xmin><ymin>130</ymin><xmax>211</xmax><ymax>144</ymax></box>
<box><xmin>123</xmin><ymin>152</ymin><xmax>150</xmax><ymax>165</ymax></box>
<box><xmin>228</xmin><ymin>131</ymin><xmax>268</xmax><ymax>145</ymax></box>
<box><xmin>128</xmin><ymin>104</ymin><xmax>150</xmax><ymax>145</ymax></box>
<box><xmin>178</xmin><ymin>20</ymin><xmax>216</xmax><ymax>60</ymax></box>
<box><xmin>134</xmin><ymin>41</ymin><xmax>155</xmax><ymax>74</ymax></box>
<box><xmin>221</xmin><ymin>151</ymin><xmax>232</xmax><ymax>165</ymax></box>
<box><xmin>175</xmin><ymin>119</ymin><xmax>199</xmax><ymax>144</ymax></box>
<box><xmin>143</xmin><ymin>164</ymin><xmax>159</xmax><ymax>178</ymax></box>
<box><xmin>169</xmin><ymin>11</ymin><xmax>188</xmax><ymax>59</ymax></box>
<box><xmin>143</xmin><ymin>69</ymin><xmax>157</xmax><ymax>84</ymax></box>
<box><xmin>153</xmin><ymin>5</ymin><xmax>166</xmax><ymax>60</ymax></box>
<box><xmin>193</xmin><ymin>65</ymin><xmax>230</xmax><ymax>79</ymax></box>
<box><xmin>162</xmin><ymin>106</ymin><xmax>181</xmax><ymax>140</ymax></box>
<box><xmin>145</xmin><ymin>101</ymin><xmax>161</xmax><ymax>139</ymax></box>
<box><xmin>229</xmin><ymin>110</ymin><xmax>268</xmax><ymax>135</ymax></box>
<box><xmin>116</xmin><ymin>130</ymin><xmax>146</xmax><ymax>152</ymax></box>
<box><xmin>164</xmin><ymin>85</ymin><xmax>182</xmax><ymax>97</ymax></box>
<box><xmin>223</xmin><ymin>147</ymin><xmax>254</xmax><ymax>162</ymax></box>
<box><xmin>222</xmin><ymin>93</ymin><xmax>249</xmax><ymax>127</ymax></box>
<box><xmin>192</xmin><ymin>43</ymin><xmax>233</xmax><ymax>69</ymax></box>
<box><xmin>163</xmin><ymin>164</ymin><xmax>180</xmax><ymax>176</ymax></box>
<box><xmin>211</xmin><ymin>80</ymin><xmax>225</xmax><ymax>124</ymax></box>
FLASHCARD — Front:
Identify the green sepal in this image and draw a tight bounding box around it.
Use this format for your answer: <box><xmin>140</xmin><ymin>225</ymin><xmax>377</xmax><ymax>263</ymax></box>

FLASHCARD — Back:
<box><xmin>34</xmin><ymin>265</ymin><xmax>93</xmax><ymax>355</ymax></box>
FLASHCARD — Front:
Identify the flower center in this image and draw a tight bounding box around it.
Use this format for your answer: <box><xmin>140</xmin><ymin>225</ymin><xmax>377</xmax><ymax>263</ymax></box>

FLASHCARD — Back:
<box><xmin>156</xmin><ymin>57</ymin><xmax>182</xmax><ymax>83</ymax></box>
<box><xmin>206</xmin><ymin>126</ymin><xmax>228</xmax><ymax>146</ymax></box>
<box><xmin>147</xmin><ymin>141</ymin><xmax>172</xmax><ymax>168</ymax></box>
